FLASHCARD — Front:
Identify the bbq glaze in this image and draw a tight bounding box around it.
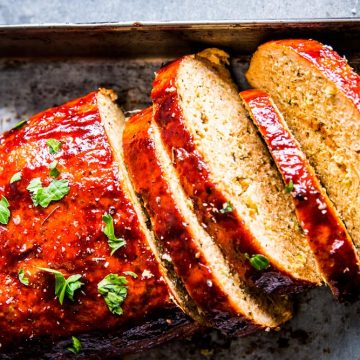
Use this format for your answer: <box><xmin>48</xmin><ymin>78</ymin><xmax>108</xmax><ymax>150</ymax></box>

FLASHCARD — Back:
<box><xmin>0</xmin><ymin>91</ymin><xmax>179</xmax><ymax>348</ymax></box>
<box><xmin>269</xmin><ymin>39</ymin><xmax>360</xmax><ymax>112</ymax></box>
<box><xmin>151</xmin><ymin>56</ymin><xmax>309</xmax><ymax>293</ymax></box>
<box><xmin>241</xmin><ymin>89</ymin><xmax>360</xmax><ymax>300</ymax></box>
<box><xmin>123</xmin><ymin>107</ymin><xmax>259</xmax><ymax>335</ymax></box>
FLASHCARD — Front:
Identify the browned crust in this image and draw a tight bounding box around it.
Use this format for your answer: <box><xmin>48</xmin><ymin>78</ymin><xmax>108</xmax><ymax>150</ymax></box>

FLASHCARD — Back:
<box><xmin>2</xmin><ymin>306</ymin><xmax>199</xmax><ymax>359</ymax></box>
<box><xmin>123</xmin><ymin>107</ymin><xmax>261</xmax><ymax>334</ymax></box>
<box><xmin>240</xmin><ymin>89</ymin><xmax>360</xmax><ymax>300</ymax></box>
<box><xmin>151</xmin><ymin>56</ymin><xmax>313</xmax><ymax>294</ymax></box>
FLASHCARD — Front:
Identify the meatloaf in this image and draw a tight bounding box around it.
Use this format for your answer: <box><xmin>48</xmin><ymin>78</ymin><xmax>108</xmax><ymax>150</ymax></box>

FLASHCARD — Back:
<box><xmin>123</xmin><ymin>107</ymin><xmax>292</xmax><ymax>334</ymax></box>
<box><xmin>246</xmin><ymin>39</ymin><xmax>360</xmax><ymax>260</ymax></box>
<box><xmin>0</xmin><ymin>89</ymin><xmax>194</xmax><ymax>356</ymax></box>
<box><xmin>240</xmin><ymin>89</ymin><xmax>360</xmax><ymax>300</ymax></box>
<box><xmin>151</xmin><ymin>48</ymin><xmax>321</xmax><ymax>293</ymax></box>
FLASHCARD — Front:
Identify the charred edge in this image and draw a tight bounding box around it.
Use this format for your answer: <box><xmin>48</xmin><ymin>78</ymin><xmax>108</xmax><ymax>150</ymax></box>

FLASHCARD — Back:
<box><xmin>1</xmin><ymin>307</ymin><xmax>197</xmax><ymax>359</ymax></box>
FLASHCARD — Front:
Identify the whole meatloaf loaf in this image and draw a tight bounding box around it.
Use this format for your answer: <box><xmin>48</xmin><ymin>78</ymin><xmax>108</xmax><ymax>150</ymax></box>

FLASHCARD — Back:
<box><xmin>240</xmin><ymin>89</ymin><xmax>360</xmax><ymax>300</ymax></box>
<box><xmin>123</xmin><ymin>107</ymin><xmax>292</xmax><ymax>334</ymax></box>
<box><xmin>0</xmin><ymin>89</ymin><xmax>195</xmax><ymax>358</ymax></box>
<box><xmin>246</xmin><ymin>39</ymin><xmax>360</xmax><ymax>261</ymax></box>
<box><xmin>151</xmin><ymin>49</ymin><xmax>321</xmax><ymax>294</ymax></box>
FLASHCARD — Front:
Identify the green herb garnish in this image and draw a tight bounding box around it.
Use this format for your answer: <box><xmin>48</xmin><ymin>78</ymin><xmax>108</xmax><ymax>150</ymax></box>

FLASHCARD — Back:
<box><xmin>67</xmin><ymin>336</ymin><xmax>82</xmax><ymax>354</ymax></box>
<box><xmin>245</xmin><ymin>253</ymin><xmax>270</xmax><ymax>271</ymax></box>
<box><xmin>39</xmin><ymin>268</ymin><xmax>83</xmax><ymax>305</ymax></box>
<box><xmin>285</xmin><ymin>179</ymin><xmax>294</xmax><ymax>193</ymax></box>
<box><xmin>0</xmin><ymin>196</ymin><xmax>10</xmax><ymax>225</ymax></box>
<box><xmin>123</xmin><ymin>271</ymin><xmax>138</xmax><ymax>279</ymax></box>
<box><xmin>18</xmin><ymin>268</ymin><xmax>29</xmax><ymax>286</ymax></box>
<box><xmin>12</xmin><ymin>119</ymin><xmax>27</xmax><ymax>130</ymax></box>
<box><xmin>10</xmin><ymin>172</ymin><xmax>22</xmax><ymax>184</ymax></box>
<box><xmin>47</xmin><ymin>139</ymin><xmax>62</xmax><ymax>154</ymax></box>
<box><xmin>102</xmin><ymin>214</ymin><xmax>126</xmax><ymax>255</ymax></box>
<box><xmin>97</xmin><ymin>274</ymin><xmax>128</xmax><ymax>315</ymax></box>
<box><xmin>220</xmin><ymin>201</ymin><xmax>233</xmax><ymax>214</ymax></box>
<box><xmin>27</xmin><ymin>178</ymin><xmax>69</xmax><ymax>207</ymax></box>
<box><xmin>48</xmin><ymin>160</ymin><xmax>60</xmax><ymax>178</ymax></box>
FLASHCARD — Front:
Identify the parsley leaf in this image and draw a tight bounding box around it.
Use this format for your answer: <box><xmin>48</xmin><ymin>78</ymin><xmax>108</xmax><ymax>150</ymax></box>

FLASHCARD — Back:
<box><xmin>47</xmin><ymin>139</ymin><xmax>62</xmax><ymax>154</ymax></box>
<box><xmin>39</xmin><ymin>268</ymin><xmax>83</xmax><ymax>305</ymax></box>
<box><xmin>0</xmin><ymin>196</ymin><xmax>10</xmax><ymax>225</ymax></box>
<box><xmin>48</xmin><ymin>160</ymin><xmax>60</xmax><ymax>178</ymax></box>
<box><xmin>10</xmin><ymin>172</ymin><xmax>22</xmax><ymax>184</ymax></box>
<box><xmin>18</xmin><ymin>268</ymin><xmax>29</xmax><ymax>286</ymax></box>
<box><xmin>123</xmin><ymin>271</ymin><xmax>138</xmax><ymax>279</ymax></box>
<box><xmin>102</xmin><ymin>214</ymin><xmax>126</xmax><ymax>255</ymax></box>
<box><xmin>27</xmin><ymin>178</ymin><xmax>69</xmax><ymax>208</ymax></box>
<box><xmin>26</xmin><ymin>178</ymin><xmax>43</xmax><ymax>206</ymax></box>
<box><xmin>12</xmin><ymin>119</ymin><xmax>27</xmax><ymax>130</ymax></box>
<box><xmin>220</xmin><ymin>201</ymin><xmax>233</xmax><ymax>214</ymax></box>
<box><xmin>97</xmin><ymin>274</ymin><xmax>128</xmax><ymax>315</ymax></box>
<box><xmin>67</xmin><ymin>336</ymin><xmax>82</xmax><ymax>354</ymax></box>
<box><xmin>245</xmin><ymin>253</ymin><xmax>270</xmax><ymax>271</ymax></box>
<box><xmin>285</xmin><ymin>179</ymin><xmax>294</xmax><ymax>193</ymax></box>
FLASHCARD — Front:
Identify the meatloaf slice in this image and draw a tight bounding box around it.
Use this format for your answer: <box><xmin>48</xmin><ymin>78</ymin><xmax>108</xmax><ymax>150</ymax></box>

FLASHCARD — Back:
<box><xmin>151</xmin><ymin>49</ymin><xmax>321</xmax><ymax>293</ymax></box>
<box><xmin>123</xmin><ymin>107</ymin><xmax>292</xmax><ymax>334</ymax></box>
<box><xmin>0</xmin><ymin>89</ymin><xmax>193</xmax><ymax>352</ymax></box>
<box><xmin>246</xmin><ymin>39</ymin><xmax>360</xmax><ymax>259</ymax></box>
<box><xmin>240</xmin><ymin>89</ymin><xmax>360</xmax><ymax>300</ymax></box>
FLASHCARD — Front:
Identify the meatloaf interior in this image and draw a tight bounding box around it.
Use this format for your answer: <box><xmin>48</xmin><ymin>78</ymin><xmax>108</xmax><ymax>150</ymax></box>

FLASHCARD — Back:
<box><xmin>173</xmin><ymin>52</ymin><xmax>320</xmax><ymax>285</ymax></box>
<box><xmin>246</xmin><ymin>41</ymin><xmax>360</xmax><ymax>254</ymax></box>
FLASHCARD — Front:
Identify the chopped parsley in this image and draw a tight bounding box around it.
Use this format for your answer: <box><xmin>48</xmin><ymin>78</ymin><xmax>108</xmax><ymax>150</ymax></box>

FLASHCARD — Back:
<box><xmin>97</xmin><ymin>274</ymin><xmax>128</xmax><ymax>315</ymax></box>
<box><xmin>48</xmin><ymin>160</ymin><xmax>60</xmax><ymax>178</ymax></box>
<box><xmin>285</xmin><ymin>179</ymin><xmax>294</xmax><ymax>193</ymax></box>
<box><xmin>39</xmin><ymin>268</ymin><xmax>83</xmax><ymax>305</ymax></box>
<box><xmin>12</xmin><ymin>119</ymin><xmax>27</xmax><ymax>130</ymax></box>
<box><xmin>10</xmin><ymin>171</ymin><xmax>22</xmax><ymax>184</ymax></box>
<box><xmin>67</xmin><ymin>336</ymin><xmax>82</xmax><ymax>354</ymax></box>
<box><xmin>47</xmin><ymin>139</ymin><xmax>62</xmax><ymax>154</ymax></box>
<box><xmin>220</xmin><ymin>201</ymin><xmax>233</xmax><ymax>214</ymax></box>
<box><xmin>18</xmin><ymin>268</ymin><xmax>29</xmax><ymax>286</ymax></box>
<box><xmin>123</xmin><ymin>271</ymin><xmax>138</xmax><ymax>279</ymax></box>
<box><xmin>245</xmin><ymin>253</ymin><xmax>270</xmax><ymax>271</ymax></box>
<box><xmin>102</xmin><ymin>214</ymin><xmax>126</xmax><ymax>255</ymax></box>
<box><xmin>0</xmin><ymin>196</ymin><xmax>10</xmax><ymax>225</ymax></box>
<box><xmin>27</xmin><ymin>178</ymin><xmax>69</xmax><ymax>208</ymax></box>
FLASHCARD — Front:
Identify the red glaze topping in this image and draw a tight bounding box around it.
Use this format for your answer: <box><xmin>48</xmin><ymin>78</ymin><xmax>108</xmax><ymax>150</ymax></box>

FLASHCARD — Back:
<box><xmin>241</xmin><ymin>89</ymin><xmax>360</xmax><ymax>300</ymax></box>
<box><xmin>0</xmin><ymin>92</ymin><xmax>171</xmax><ymax>346</ymax></box>
<box><xmin>123</xmin><ymin>107</ymin><xmax>257</xmax><ymax>334</ymax></box>
<box><xmin>152</xmin><ymin>58</ymin><xmax>304</xmax><ymax>292</ymax></box>
<box><xmin>270</xmin><ymin>39</ymin><xmax>360</xmax><ymax>112</ymax></box>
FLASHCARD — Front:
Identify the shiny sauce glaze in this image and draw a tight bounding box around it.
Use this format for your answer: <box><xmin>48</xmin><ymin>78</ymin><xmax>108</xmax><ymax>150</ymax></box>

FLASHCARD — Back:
<box><xmin>271</xmin><ymin>39</ymin><xmax>360</xmax><ymax>111</ymax></box>
<box><xmin>241</xmin><ymin>89</ymin><xmax>360</xmax><ymax>300</ymax></box>
<box><xmin>151</xmin><ymin>58</ymin><xmax>306</xmax><ymax>293</ymax></box>
<box><xmin>0</xmin><ymin>92</ymin><xmax>171</xmax><ymax>346</ymax></box>
<box><xmin>123</xmin><ymin>107</ymin><xmax>257</xmax><ymax>334</ymax></box>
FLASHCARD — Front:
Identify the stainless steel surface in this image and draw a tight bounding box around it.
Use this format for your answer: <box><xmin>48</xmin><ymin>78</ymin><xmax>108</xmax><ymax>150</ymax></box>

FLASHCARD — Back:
<box><xmin>0</xmin><ymin>0</ymin><xmax>359</xmax><ymax>24</ymax></box>
<box><xmin>1</xmin><ymin>21</ymin><xmax>359</xmax><ymax>359</ymax></box>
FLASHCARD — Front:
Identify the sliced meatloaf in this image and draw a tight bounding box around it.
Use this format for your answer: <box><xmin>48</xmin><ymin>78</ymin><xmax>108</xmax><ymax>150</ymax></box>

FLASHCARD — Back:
<box><xmin>151</xmin><ymin>49</ymin><xmax>321</xmax><ymax>293</ymax></box>
<box><xmin>240</xmin><ymin>89</ymin><xmax>360</xmax><ymax>300</ymax></box>
<box><xmin>123</xmin><ymin>107</ymin><xmax>292</xmax><ymax>334</ymax></box>
<box><xmin>246</xmin><ymin>39</ymin><xmax>360</xmax><ymax>259</ymax></box>
<box><xmin>0</xmin><ymin>89</ymin><xmax>193</xmax><ymax>351</ymax></box>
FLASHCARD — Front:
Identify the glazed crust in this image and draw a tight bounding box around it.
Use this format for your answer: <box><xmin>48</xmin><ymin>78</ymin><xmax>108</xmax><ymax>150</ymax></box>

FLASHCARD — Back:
<box><xmin>240</xmin><ymin>89</ymin><xmax>360</xmax><ymax>300</ymax></box>
<box><xmin>0</xmin><ymin>91</ymin><xmax>191</xmax><ymax>351</ymax></box>
<box><xmin>264</xmin><ymin>39</ymin><xmax>360</xmax><ymax>111</ymax></box>
<box><xmin>123</xmin><ymin>107</ymin><xmax>260</xmax><ymax>334</ymax></box>
<box><xmin>151</xmin><ymin>56</ymin><xmax>310</xmax><ymax>294</ymax></box>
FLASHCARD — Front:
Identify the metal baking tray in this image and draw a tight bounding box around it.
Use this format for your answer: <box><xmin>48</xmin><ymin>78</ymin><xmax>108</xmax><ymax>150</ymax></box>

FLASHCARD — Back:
<box><xmin>0</xmin><ymin>20</ymin><xmax>359</xmax><ymax>360</ymax></box>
